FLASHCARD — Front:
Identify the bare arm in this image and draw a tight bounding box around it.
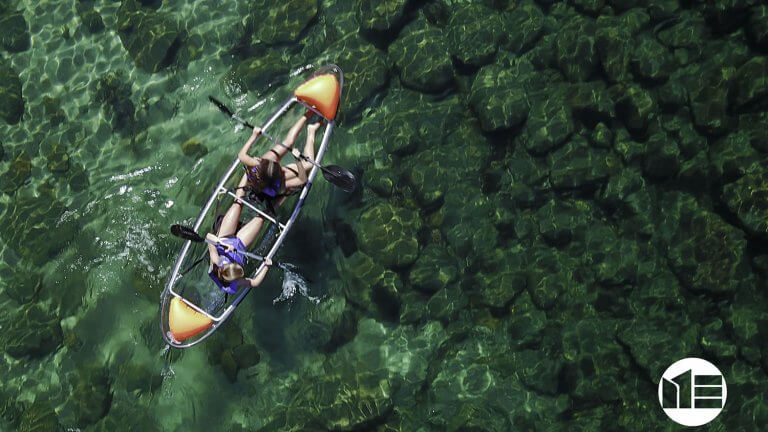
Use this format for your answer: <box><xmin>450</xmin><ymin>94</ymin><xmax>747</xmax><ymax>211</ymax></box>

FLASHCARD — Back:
<box><xmin>206</xmin><ymin>233</ymin><xmax>221</xmax><ymax>266</ymax></box>
<box><xmin>248</xmin><ymin>258</ymin><xmax>273</xmax><ymax>287</ymax></box>
<box><xmin>238</xmin><ymin>127</ymin><xmax>263</xmax><ymax>166</ymax></box>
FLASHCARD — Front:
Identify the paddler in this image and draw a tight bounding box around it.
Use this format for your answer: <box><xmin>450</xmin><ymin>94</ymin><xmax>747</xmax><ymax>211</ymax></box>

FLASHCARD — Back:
<box><xmin>237</xmin><ymin>111</ymin><xmax>322</xmax><ymax>211</ymax></box>
<box><xmin>206</xmin><ymin>175</ymin><xmax>273</xmax><ymax>293</ymax></box>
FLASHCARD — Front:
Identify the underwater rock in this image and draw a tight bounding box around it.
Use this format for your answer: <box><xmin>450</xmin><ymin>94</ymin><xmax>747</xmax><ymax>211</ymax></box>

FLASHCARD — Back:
<box><xmin>18</xmin><ymin>401</ymin><xmax>60</xmax><ymax>432</ymax></box>
<box><xmin>612</xmin><ymin>83</ymin><xmax>656</xmax><ymax>136</ymax></box>
<box><xmin>408</xmin><ymin>244</ymin><xmax>458</xmax><ymax>294</ymax></box>
<box><xmin>475</xmin><ymin>250</ymin><xmax>527</xmax><ymax>309</ymax></box>
<box><xmin>661</xmin><ymin>192</ymin><xmax>753</xmax><ymax>294</ymax></box>
<box><xmin>747</xmin><ymin>5</ymin><xmax>768</xmax><ymax>52</ymax></box>
<box><xmin>507</xmin><ymin>292</ymin><xmax>548</xmax><ymax>350</ymax></box>
<box><xmin>640</xmin><ymin>129</ymin><xmax>680</xmax><ymax>181</ymax></box>
<box><xmin>654</xmin><ymin>75</ymin><xmax>689</xmax><ymax>113</ymax></box>
<box><xmin>116</xmin><ymin>1</ymin><xmax>184</xmax><ymax>73</ymax></box>
<box><xmin>0</xmin><ymin>58</ymin><xmax>23</xmax><ymax>124</ymax></box>
<box><xmin>618</xmin><ymin>316</ymin><xmax>700</xmax><ymax>381</ymax></box>
<box><xmin>88</xmin><ymin>399</ymin><xmax>161</xmax><ymax>432</ymax></box>
<box><xmin>582</xmin><ymin>225</ymin><xmax>644</xmax><ymax>286</ymax></box>
<box><xmin>627</xmin><ymin>268</ymin><xmax>685</xmax><ymax>322</ymax></box>
<box><xmin>226</xmin><ymin>50</ymin><xmax>289</xmax><ymax>93</ymax></box>
<box><xmin>555</xmin><ymin>15</ymin><xmax>598</xmax><ymax>82</ymax></box>
<box><xmin>1</xmin><ymin>262</ymin><xmax>42</xmax><ymax>304</ymax></box>
<box><xmin>341</xmin><ymin>251</ymin><xmax>403</xmax><ymax>320</ymax></box>
<box><xmin>595</xmin><ymin>18</ymin><xmax>633</xmax><ymax>83</ymax></box>
<box><xmin>562</xmin><ymin>319</ymin><xmax>628</xmax><ymax>403</ymax></box>
<box><xmin>2</xmin><ymin>304</ymin><xmax>62</xmax><ymax>358</ymax></box>
<box><xmin>0</xmin><ymin>151</ymin><xmax>31</xmax><ymax>194</ymax></box>
<box><xmin>429</xmin><ymin>326</ymin><xmax>569</xmax><ymax>429</ymax></box>
<box><xmin>729</xmin><ymin>56</ymin><xmax>768</xmax><ymax>113</ymax></box>
<box><xmin>702</xmin><ymin>0</ymin><xmax>752</xmax><ymax>35</ymax></box>
<box><xmin>500</xmin><ymin>1</ymin><xmax>544</xmax><ymax>54</ymax></box>
<box><xmin>180</xmin><ymin>137</ymin><xmax>208</xmax><ymax>159</ymax></box>
<box><xmin>355</xmin><ymin>203</ymin><xmax>420</xmax><ymax>268</ymax></box>
<box><xmin>79</xmin><ymin>7</ymin><xmax>105</xmax><ymax>34</ymax></box>
<box><xmin>426</xmin><ymin>284</ymin><xmax>467</xmax><ymax>321</ymax></box>
<box><xmin>268</xmin><ymin>319</ymin><xmax>445</xmax><ymax>430</ymax></box>
<box><xmin>64</xmin><ymin>366</ymin><xmax>113</xmax><ymax>427</ymax></box>
<box><xmin>535</xmin><ymin>199</ymin><xmax>591</xmax><ymax>248</ymax></box>
<box><xmin>469</xmin><ymin>63</ymin><xmax>530</xmax><ymax>132</ymax></box>
<box><xmin>709</xmin><ymin>129</ymin><xmax>761</xmax><ymax>184</ymax></box>
<box><xmin>287</xmin><ymin>295</ymin><xmax>355</xmax><ymax>351</ymax></box>
<box><xmin>700</xmin><ymin>318</ymin><xmax>739</xmax><ymax>364</ymax></box>
<box><xmin>740</xmin><ymin>112</ymin><xmax>768</xmax><ymax>153</ymax></box>
<box><xmin>688</xmin><ymin>62</ymin><xmax>737</xmax><ymax>136</ymax></box>
<box><xmin>511</xmin><ymin>349</ymin><xmax>563</xmax><ymax>395</ymax></box>
<box><xmin>566</xmin><ymin>81</ymin><xmax>615</xmax><ymax>127</ymax></box>
<box><xmin>570</xmin><ymin>0</ymin><xmax>605</xmax><ymax>16</ymax></box>
<box><xmin>248</xmin><ymin>0</ymin><xmax>317</xmax><ymax>45</ymax></box>
<box><xmin>327</xmin><ymin>34</ymin><xmax>389</xmax><ymax>119</ymax></box>
<box><xmin>0</xmin><ymin>10</ymin><xmax>29</xmax><ymax>53</ymax></box>
<box><xmin>724</xmin><ymin>288</ymin><xmax>768</xmax><ymax>349</ymax></box>
<box><xmin>446</xmin><ymin>4</ymin><xmax>502</xmax><ymax>67</ymax></box>
<box><xmin>723</xmin><ymin>162</ymin><xmax>768</xmax><ymax>238</ymax></box>
<box><xmin>389</xmin><ymin>19</ymin><xmax>454</xmax><ymax>93</ymax></box>
<box><xmin>631</xmin><ymin>36</ymin><xmax>674</xmax><ymax>83</ymax></box>
<box><xmin>357</xmin><ymin>0</ymin><xmax>410</xmax><ymax>33</ymax></box>
<box><xmin>119</xmin><ymin>362</ymin><xmax>162</xmax><ymax>395</ymax></box>
<box><xmin>524</xmin><ymin>92</ymin><xmax>575</xmax><ymax>156</ymax></box>
<box><xmin>590</xmin><ymin>122</ymin><xmax>613</xmax><ymax>148</ymax></box>
<box><xmin>94</xmin><ymin>71</ymin><xmax>136</xmax><ymax>134</ymax></box>
<box><xmin>547</xmin><ymin>135</ymin><xmax>621</xmax><ymax>191</ymax></box>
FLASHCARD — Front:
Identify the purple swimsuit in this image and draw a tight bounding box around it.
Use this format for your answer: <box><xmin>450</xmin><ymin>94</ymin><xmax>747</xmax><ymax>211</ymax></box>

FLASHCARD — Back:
<box><xmin>209</xmin><ymin>237</ymin><xmax>247</xmax><ymax>294</ymax></box>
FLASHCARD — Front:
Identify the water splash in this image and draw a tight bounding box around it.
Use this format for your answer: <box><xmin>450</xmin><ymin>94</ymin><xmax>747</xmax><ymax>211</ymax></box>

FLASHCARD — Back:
<box><xmin>160</xmin><ymin>344</ymin><xmax>175</xmax><ymax>380</ymax></box>
<box><xmin>273</xmin><ymin>262</ymin><xmax>321</xmax><ymax>306</ymax></box>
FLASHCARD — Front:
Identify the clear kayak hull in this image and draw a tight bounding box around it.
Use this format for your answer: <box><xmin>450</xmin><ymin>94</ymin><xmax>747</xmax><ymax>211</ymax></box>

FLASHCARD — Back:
<box><xmin>160</xmin><ymin>65</ymin><xmax>343</xmax><ymax>348</ymax></box>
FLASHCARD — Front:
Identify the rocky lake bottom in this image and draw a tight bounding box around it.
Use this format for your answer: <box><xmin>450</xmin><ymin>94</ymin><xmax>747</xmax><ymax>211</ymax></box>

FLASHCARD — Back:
<box><xmin>0</xmin><ymin>0</ymin><xmax>767</xmax><ymax>430</ymax></box>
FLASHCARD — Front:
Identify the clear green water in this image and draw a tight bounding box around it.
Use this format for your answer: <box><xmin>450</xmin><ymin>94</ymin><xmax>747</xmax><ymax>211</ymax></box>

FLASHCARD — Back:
<box><xmin>1</xmin><ymin>0</ymin><xmax>768</xmax><ymax>431</ymax></box>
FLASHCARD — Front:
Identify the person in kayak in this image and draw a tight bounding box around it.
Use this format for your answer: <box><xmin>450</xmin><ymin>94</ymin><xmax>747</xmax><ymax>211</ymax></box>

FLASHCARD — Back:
<box><xmin>206</xmin><ymin>175</ymin><xmax>272</xmax><ymax>294</ymax></box>
<box><xmin>237</xmin><ymin>111</ymin><xmax>322</xmax><ymax>210</ymax></box>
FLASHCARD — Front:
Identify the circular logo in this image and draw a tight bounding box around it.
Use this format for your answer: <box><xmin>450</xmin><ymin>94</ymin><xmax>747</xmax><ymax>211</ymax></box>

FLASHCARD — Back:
<box><xmin>658</xmin><ymin>357</ymin><xmax>727</xmax><ymax>427</ymax></box>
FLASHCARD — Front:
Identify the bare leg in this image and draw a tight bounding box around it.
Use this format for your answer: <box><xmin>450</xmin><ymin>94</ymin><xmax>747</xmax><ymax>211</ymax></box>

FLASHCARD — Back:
<box><xmin>217</xmin><ymin>174</ymin><xmax>248</xmax><ymax>237</ymax></box>
<box><xmin>260</xmin><ymin>112</ymin><xmax>311</xmax><ymax>162</ymax></box>
<box><xmin>236</xmin><ymin>216</ymin><xmax>266</xmax><ymax>248</ymax></box>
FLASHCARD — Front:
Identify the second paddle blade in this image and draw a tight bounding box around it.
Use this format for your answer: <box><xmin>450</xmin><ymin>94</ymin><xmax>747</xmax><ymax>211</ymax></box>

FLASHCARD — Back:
<box><xmin>322</xmin><ymin>165</ymin><xmax>356</xmax><ymax>193</ymax></box>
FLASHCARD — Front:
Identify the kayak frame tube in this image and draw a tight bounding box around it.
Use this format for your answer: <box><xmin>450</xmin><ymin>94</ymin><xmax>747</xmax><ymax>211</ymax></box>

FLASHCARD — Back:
<box><xmin>160</xmin><ymin>65</ymin><xmax>343</xmax><ymax>348</ymax></box>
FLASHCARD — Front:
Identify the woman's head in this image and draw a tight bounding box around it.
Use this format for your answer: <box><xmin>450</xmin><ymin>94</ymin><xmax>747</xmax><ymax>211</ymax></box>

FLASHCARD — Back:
<box><xmin>218</xmin><ymin>262</ymin><xmax>244</xmax><ymax>282</ymax></box>
<box><xmin>252</xmin><ymin>159</ymin><xmax>283</xmax><ymax>196</ymax></box>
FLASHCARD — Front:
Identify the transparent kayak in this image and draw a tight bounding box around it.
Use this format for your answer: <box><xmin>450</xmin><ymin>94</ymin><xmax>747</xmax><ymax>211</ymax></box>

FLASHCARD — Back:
<box><xmin>160</xmin><ymin>65</ymin><xmax>343</xmax><ymax>348</ymax></box>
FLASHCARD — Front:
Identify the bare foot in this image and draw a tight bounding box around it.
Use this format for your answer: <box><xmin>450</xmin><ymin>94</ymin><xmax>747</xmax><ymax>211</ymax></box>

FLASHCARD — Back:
<box><xmin>307</xmin><ymin>122</ymin><xmax>321</xmax><ymax>134</ymax></box>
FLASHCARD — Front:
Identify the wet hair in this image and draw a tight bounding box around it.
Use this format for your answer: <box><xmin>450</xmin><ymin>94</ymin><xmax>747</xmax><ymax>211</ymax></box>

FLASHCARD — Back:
<box><xmin>251</xmin><ymin>158</ymin><xmax>283</xmax><ymax>192</ymax></box>
<box><xmin>218</xmin><ymin>262</ymin><xmax>244</xmax><ymax>282</ymax></box>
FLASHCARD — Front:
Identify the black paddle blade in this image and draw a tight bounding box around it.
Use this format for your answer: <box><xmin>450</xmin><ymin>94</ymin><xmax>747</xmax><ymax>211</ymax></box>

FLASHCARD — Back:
<box><xmin>208</xmin><ymin>95</ymin><xmax>234</xmax><ymax>117</ymax></box>
<box><xmin>321</xmin><ymin>165</ymin><xmax>356</xmax><ymax>193</ymax></box>
<box><xmin>171</xmin><ymin>224</ymin><xmax>204</xmax><ymax>242</ymax></box>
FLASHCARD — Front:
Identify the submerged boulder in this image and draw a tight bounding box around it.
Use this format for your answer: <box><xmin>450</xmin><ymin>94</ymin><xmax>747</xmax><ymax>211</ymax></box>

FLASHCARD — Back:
<box><xmin>469</xmin><ymin>63</ymin><xmax>530</xmax><ymax>132</ymax></box>
<box><xmin>747</xmin><ymin>5</ymin><xmax>768</xmax><ymax>52</ymax></box>
<box><xmin>446</xmin><ymin>4</ymin><xmax>503</xmax><ymax>67</ymax></box>
<box><xmin>357</xmin><ymin>0</ymin><xmax>410</xmax><ymax>33</ymax></box>
<box><xmin>500</xmin><ymin>1</ymin><xmax>544</xmax><ymax>54</ymax></box>
<box><xmin>524</xmin><ymin>92</ymin><xmax>575</xmax><ymax>156</ymax></box>
<box><xmin>0</xmin><ymin>59</ymin><xmax>23</xmax><ymax>124</ymax></box>
<box><xmin>116</xmin><ymin>1</ymin><xmax>184</xmax><ymax>73</ymax></box>
<box><xmin>327</xmin><ymin>34</ymin><xmax>389</xmax><ymax>119</ymax></box>
<box><xmin>409</xmin><ymin>244</ymin><xmax>458</xmax><ymax>294</ymax></box>
<box><xmin>555</xmin><ymin>15</ymin><xmax>598</xmax><ymax>82</ymax></box>
<box><xmin>2</xmin><ymin>304</ymin><xmax>62</xmax><ymax>358</ymax></box>
<box><xmin>389</xmin><ymin>20</ymin><xmax>454</xmax><ymax>93</ymax></box>
<box><xmin>355</xmin><ymin>203</ymin><xmax>421</xmax><ymax>269</ymax></box>
<box><xmin>729</xmin><ymin>56</ymin><xmax>768</xmax><ymax>113</ymax></box>
<box><xmin>226</xmin><ymin>50</ymin><xmax>289</xmax><ymax>93</ymax></box>
<box><xmin>0</xmin><ymin>10</ymin><xmax>29</xmax><ymax>53</ymax></box>
<box><xmin>723</xmin><ymin>162</ymin><xmax>768</xmax><ymax>239</ymax></box>
<box><xmin>662</xmin><ymin>193</ymin><xmax>753</xmax><ymax>294</ymax></box>
<box><xmin>248</xmin><ymin>0</ymin><xmax>318</xmax><ymax>45</ymax></box>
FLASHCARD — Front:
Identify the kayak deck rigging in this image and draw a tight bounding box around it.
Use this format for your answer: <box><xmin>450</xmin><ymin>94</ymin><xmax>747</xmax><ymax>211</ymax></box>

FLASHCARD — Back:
<box><xmin>160</xmin><ymin>65</ymin><xmax>343</xmax><ymax>348</ymax></box>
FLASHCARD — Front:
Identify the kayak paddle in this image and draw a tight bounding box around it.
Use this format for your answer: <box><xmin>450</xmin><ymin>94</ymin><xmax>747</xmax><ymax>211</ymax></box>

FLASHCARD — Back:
<box><xmin>170</xmin><ymin>224</ymin><xmax>269</xmax><ymax>263</ymax></box>
<box><xmin>208</xmin><ymin>95</ymin><xmax>356</xmax><ymax>193</ymax></box>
